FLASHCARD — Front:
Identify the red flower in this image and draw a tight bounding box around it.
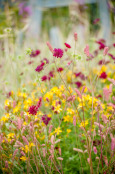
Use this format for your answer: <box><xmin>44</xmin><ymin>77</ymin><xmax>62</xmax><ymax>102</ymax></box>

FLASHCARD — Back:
<box><xmin>35</xmin><ymin>62</ymin><xmax>45</xmax><ymax>72</ymax></box>
<box><xmin>108</xmin><ymin>53</ymin><xmax>115</xmax><ymax>60</ymax></box>
<box><xmin>49</xmin><ymin>71</ymin><xmax>54</xmax><ymax>78</ymax></box>
<box><xmin>64</xmin><ymin>43</ymin><xmax>71</xmax><ymax>48</ymax></box>
<box><xmin>113</xmin><ymin>43</ymin><xmax>115</xmax><ymax>47</ymax></box>
<box><xmin>30</xmin><ymin>50</ymin><xmax>40</xmax><ymax>57</ymax></box>
<box><xmin>42</xmin><ymin>115</ymin><xmax>51</xmax><ymax>126</ymax></box>
<box><xmin>53</xmin><ymin>48</ymin><xmax>63</xmax><ymax>58</ymax></box>
<box><xmin>99</xmin><ymin>72</ymin><xmax>107</xmax><ymax>79</ymax></box>
<box><xmin>28</xmin><ymin>105</ymin><xmax>38</xmax><ymax>115</ymax></box>
<box><xmin>57</xmin><ymin>67</ymin><xmax>64</xmax><ymax>72</ymax></box>
<box><xmin>96</xmin><ymin>39</ymin><xmax>106</xmax><ymax>50</ymax></box>
<box><xmin>75</xmin><ymin>81</ymin><xmax>82</xmax><ymax>88</ymax></box>
<box><xmin>41</xmin><ymin>75</ymin><xmax>47</xmax><ymax>81</ymax></box>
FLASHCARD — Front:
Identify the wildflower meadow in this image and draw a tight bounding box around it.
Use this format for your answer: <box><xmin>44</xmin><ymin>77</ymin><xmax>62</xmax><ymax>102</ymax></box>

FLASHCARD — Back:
<box><xmin>0</xmin><ymin>1</ymin><xmax>115</xmax><ymax>174</ymax></box>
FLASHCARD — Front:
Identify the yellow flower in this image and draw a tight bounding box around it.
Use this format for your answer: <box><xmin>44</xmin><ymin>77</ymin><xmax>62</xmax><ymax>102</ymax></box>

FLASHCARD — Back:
<box><xmin>54</xmin><ymin>105</ymin><xmax>62</xmax><ymax>113</ymax></box>
<box><xmin>67</xmin><ymin>108</ymin><xmax>74</xmax><ymax>115</ymax></box>
<box><xmin>54</xmin><ymin>127</ymin><xmax>62</xmax><ymax>135</ymax></box>
<box><xmin>20</xmin><ymin>156</ymin><xmax>27</xmax><ymax>161</ymax></box>
<box><xmin>29</xmin><ymin>143</ymin><xmax>35</xmax><ymax>148</ymax></box>
<box><xmin>63</xmin><ymin>115</ymin><xmax>71</xmax><ymax>122</ymax></box>
<box><xmin>67</xmin><ymin>129</ymin><xmax>71</xmax><ymax>133</ymax></box>
<box><xmin>7</xmin><ymin>133</ymin><xmax>14</xmax><ymax>139</ymax></box>
<box><xmin>79</xmin><ymin>120</ymin><xmax>88</xmax><ymax>127</ymax></box>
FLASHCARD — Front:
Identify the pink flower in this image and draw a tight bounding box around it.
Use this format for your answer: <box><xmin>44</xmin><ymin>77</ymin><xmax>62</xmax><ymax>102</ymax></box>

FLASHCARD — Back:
<box><xmin>99</xmin><ymin>72</ymin><xmax>107</xmax><ymax>79</ymax></box>
<box><xmin>22</xmin><ymin>136</ymin><xmax>29</xmax><ymax>145</ymax></box>
<box><xmin>84</xmin><ymin>45</ymin><xmax>90</xmax><ymax>57</ymax></box>
<box><xmin>46</xmin><ymin>42</ymin><xmax>53</xmax><ymax>53</ymax></box>
<box><xmin>28</xmin><ymin>105</ymin><xmax>38</xmax><ymax>115</ymax></box>
<box><xmin>5</xmin><ymin>161</ymin><xmax>8</xmax><ymax>168</ymax></box>
<box><xmin>75</xmin><ymin>88</ymin><xmax>82</xmax><ymax>99</ymax></box>
<box><xmin>64</xmin><ymin>43</ymin><xmax>71</xmax><ymax>48</ymax></box>
<box><xmin>36</xmin><ymin>97</ymin><xmax>42</xmax><ymax>109</ymax></box>
<box><xmin>103</xmin><ymin>84</ymin><xmax>112</xmax><ymax>101</ymax></box>
<box><xmin>73</xmin><ymin>116</ymin><xmax>76</xmax><ymax>126</ymax></box>
<box><xmin>74</xmin><ymin>32</ymin><xmax>77</xmax><ymax>41</ymax></box>
<box><xmin>93</xmin><ymin>146</ymin><xmax>97</xmax><ymax>154</ymax></box>
<box><xmin>53</xmin><ymin>48</ymin><xmax>63</xmax><ymax>58</ymax></box>
<box><xmin>111</xmin><ymin>138</ymin><xmax>115</xmax><ymax>151</ymax></box>
<box><xmin>103</xmin><ymin>47</ymin><xmax>109</xmax><ymax>56</ymax></box>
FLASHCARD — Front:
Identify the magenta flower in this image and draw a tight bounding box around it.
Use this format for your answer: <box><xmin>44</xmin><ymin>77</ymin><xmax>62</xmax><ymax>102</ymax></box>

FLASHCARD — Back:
<box><xmin>57</xmin><ymin>67</ymin><xmax>64</xmax><ymax>72</ymax></box>
<box><xmin>64</xmin><ymin>43</ymin><xmax>71</xmax><ymax>48</ymax></box>
<box><xmin>53</xmin><ymin>48</ymin><xmax>63</xmax><ymax>58</ymax></box>
<box><xmin>49</xmin><ymin>71</ymin><xmax>54</xmax><ymax>78</ymax></box>
<box><xmin>30</xmin><ymin>50</ymin><xmax>40</xmax><ymax>57</ymax></box>
<box><xmin>28</xmin><ymin>105</ymin><xmax>38</xmax><ymax>115</ymax></box>
<box><xmin>96</xmin><ymin>39</ymin><xmax>106</xmax><ymax>50</ymax></box>
<box><xmin>75</xmin><ymin>81</ymin><xmax>82</xmax><ymax>88</ymax></box>
<box><xmin>41</xmin><ymin>75</ymin><xmax>47</xmax><ymax>81</ymax></box>
<box><xmin>99</xmin><ymin>72</ymin><xmax>107</xmax><ymax>79</ymax></box>
<box><xmin>35</xmin><ymin>65</ymin><xmax>44</xmax><ymax>72</ymax></box>
<box><xmin>35</xmin><ymin>62</ymin><xmax>45</xmax><ymax>73</ymax></box>
<box><xmin>108</xmin><ymin>53</ymin><xmax>115</xmax><ymax>60</ymax></box>
<box><xmin>42</xmin><ymin>115</ymin><xmax>51</xmax><ymax>126</ymax></box>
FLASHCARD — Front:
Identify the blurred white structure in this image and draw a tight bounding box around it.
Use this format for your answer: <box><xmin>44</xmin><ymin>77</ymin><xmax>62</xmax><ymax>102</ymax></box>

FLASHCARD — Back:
<box><xmin>28</xmin><ymin>0</ymin><xmax>111</xmax><ymax>44</ymax></box>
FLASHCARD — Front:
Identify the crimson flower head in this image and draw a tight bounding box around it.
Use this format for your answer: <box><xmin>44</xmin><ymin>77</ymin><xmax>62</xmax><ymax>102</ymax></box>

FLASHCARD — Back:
<box><xmin>57</xmin><ymin>67</ymin><xmax>64</xmax><ymax>72</ymax></box>
<box><xmin>35</xmin><ymin>65</ymin><xmax>44</xmax><ymax>72</ymax></box>
<box><xmin>30</xmin><ymin>50</ymin><xmax>40</xmax><ymax>57</ymax></box>
<box><xmin>64</xmin><ymin>43</ymin><xmax>71</xmax><ymax>48</ymax></box>
<box><xmin>42</xmin><ymin>115</ymin><xmax>51</xmax><ymax>126</ymax></box>
<box><xmin>28</xmin><ymin>105</ymin><xmax>38</xmax><ymax>115</ymax></box>
<box><xmin>41</xmin><ymin>75</ymin><xmax>47</xmax><ymax>81</ymax></box>
<box><xmin>53</xmin><ymin>48</ymin><xmax>63</xmax><ymax>58</ymax></box>
<box><xmin>35</xmin><ymin>62</ymin><xmax>45</xmax><ymax>72</ymax></box>
<box><xmin>99</xmin><ymin>72</ymin><xmax>107</xmax><ymax>79</ymax></box>
<box><xmin>75</xmin><ymin>81</ymin><xmax>82</xmax><ymax>88</ymax></box>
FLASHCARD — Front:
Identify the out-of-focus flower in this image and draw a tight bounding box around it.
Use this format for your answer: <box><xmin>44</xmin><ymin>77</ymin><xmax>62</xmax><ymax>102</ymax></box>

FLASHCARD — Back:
<box><xmin>96</xmin><ymin>39</ymin><xmax>106</xmax><ymax>50</ymax></box>
<box><xmin>42</xmin><ymin>115</ymin><xmax>51</xmax><ymax>126</ymax></box>
<box><xmin>35</xmin><ymin>62</ymin><xmax>44</xmax><ymax>72</ymax></box>
<box><xmin>46</xmin><ymin>42</ymin><xmax>54</xmax><ymax>53</ymax></box>
<box><xmin>93</xmin><ymin>18</ymin><xmax>100</xmax><ymax>24</ymax></box>
<box><xmin>57</xmin><ymin>67</ymin><xmax>64</xmax><ymax>72</ymax></box>
<box><xmin>64</xmin><ymin>43</ymin><xmax>71</xmax><ymax>48</ymax></box>
<box><xmin>93</xmin><ymin>146</ymin><xmax>97</xmax><ymax>154</ymax></box>
<box><xmin>28</xmin><ymin>105</ymin><xmax>38</xmax><ymax>115</ymax></box>
<box><xmin>103</xmin><ymin>47</ymin><xmax>109</xmax><ymax>56</ymax></box>
<box><xmin>41</xmin><ymin>75</ymin><xmax>47</xmax><ymax>81</ymax></box>
<box><xmin>19</xmin><ymin>2</ymin><xmax>32</xmax><ymax>16</ymax></box>
<box><xmin>84</xmin><ymin>45</ymin><xmax>90</xmax><ymax>57</ymax></box>
<box><xmin>30</xmin><ymin>50</ymin><xmax>40</xmax><ymax>57</ymax></box>
<box><xmin>108</xmin><ymin>53</ymin><xmax>115</xmax><ymax>60</ymax></box>
<box><xmin>53</xmin><ymin>48</ymin><xmax>63</xmax><ymax>58</ymax></box>
<box><xmin>75</xmin><ymin>81</ymin><xmax>82</xmax><ymax>88</ymax></box>
<box><xmin>74</xmin><ymin>32</ymin><xmax>77</xmax><ymax>41</ymax></box>
<box><xmin>99</xmin><ymin>72</ymin><xmax>107</xmax><ymax>79</ymax></box>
